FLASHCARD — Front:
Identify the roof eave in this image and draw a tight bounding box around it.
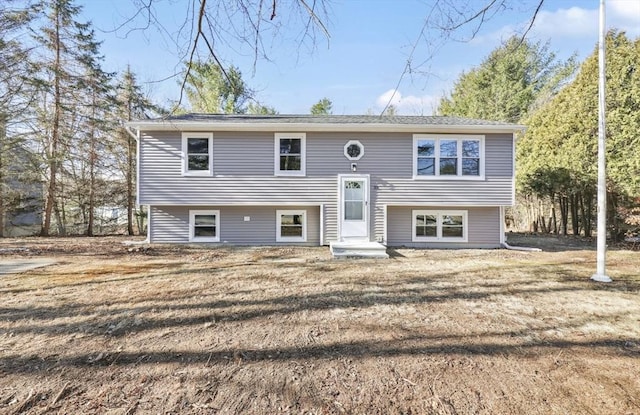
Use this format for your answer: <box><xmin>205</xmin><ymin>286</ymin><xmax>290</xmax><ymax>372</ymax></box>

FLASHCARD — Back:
<box><xmin>126</xmin><ymin>121</ymin><xmax>526</xmax><ymax>134</ymax></box>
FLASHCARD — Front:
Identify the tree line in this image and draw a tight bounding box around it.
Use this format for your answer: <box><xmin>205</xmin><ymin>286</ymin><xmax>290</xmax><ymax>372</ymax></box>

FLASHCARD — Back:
<box><xmin>440</xmin><ymin>32</ymin><xmax>640</xmax><ymax>240</ymax></box>
<box><xmin>5</xmin><ymin>1</ymin><xmax>637</xmax><ymax>240</ymax></box>
<box><xmin>1</xmin><ymin>0</ymin><xmax>157</xmax><ymax>237</ymax></box>
<box><xmin>0</xmin><ymin>0</ymin><xmax>337</xmax><ymax>237</ymax></box>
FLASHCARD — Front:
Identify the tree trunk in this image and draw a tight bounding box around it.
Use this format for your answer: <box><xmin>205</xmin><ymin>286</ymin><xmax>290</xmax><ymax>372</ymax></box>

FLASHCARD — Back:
<box><xmin>41</xmin><ymin>6</ymin><xmax>62</xmax><ymax>237</ymax></box>
<box><xmin>126</xmin><ymin>129</ymin><xmax>135</xmax><ymax>235</ymax></box>
<box><xmin>54</xmin><ymin>180</ymin><xmax>65</xmax><ymax>236</ymax></box>
<box><xmin>87</xmin><ymin>91</ymin><xmax>97</xmax><ymax>237</ymax></box>
<box><xmin>581</xmin><ymin>191</ymin><xmax>593</xmax><ymax>237</ymax></box>
<box><xmin>559</xmin><ymin>196</ymin><xmax>569</xmax><ymax>235</ymax></box>
<box><xmin>570</xmin><ymin>193</ymin><xmax>580</xmax><ymax>235</ymax></box>
<box><xmin>0</xmin><ymin>115</ymin><xmax>5</xmax><ymax>238</ymax></box>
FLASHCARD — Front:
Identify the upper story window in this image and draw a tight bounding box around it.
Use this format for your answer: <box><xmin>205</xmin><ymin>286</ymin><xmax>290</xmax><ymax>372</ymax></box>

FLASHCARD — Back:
<box><xmin>413</xmin><ymin>134</ymin><xmax>484</xmax><ymax>179</ymax></box>
<box><xmin>275</xmin><ymin>133</ymin><xmax>306</xmax><ymax>176</ymax></box>
<box><xmin>182</xmin><ymin>132</ymin><xmax>213</xmax><ymax>176</ymax></box>
<box><xmin>344</xmin><ymin>140</ymin><xmax>364</xmax><ymax>161</ymax></box>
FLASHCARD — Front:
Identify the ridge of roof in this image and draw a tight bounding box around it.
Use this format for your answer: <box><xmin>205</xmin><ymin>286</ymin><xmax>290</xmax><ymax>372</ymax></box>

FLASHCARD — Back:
<box><xmin>147</xmin><ymin>113</ymin><xmax>517</xmax><ymax>126</ymax></box>
<box><xmin>126</xmin><ymin>113</ymin><xmax>525</xmax><ymax>133</ymax></box>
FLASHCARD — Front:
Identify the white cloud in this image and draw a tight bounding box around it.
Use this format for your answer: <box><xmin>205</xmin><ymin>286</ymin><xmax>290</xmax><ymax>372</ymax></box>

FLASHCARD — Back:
<box><xmin>530</xmin><ymin>7</ymin><xmax>598</xmax><ymax>38</ymax></box>
<box><xmin>375</xmin><ymin>89</ymin><xmax>441</xmax><ymax>115</ymax></box>
<box><xmin>472</xmin><ymin>1</ymin><xmax>640</xmax><ymax>46</ymax></box>
<box><xmin>608</xmin><ymin>0</ymin><xmax>640</xmax><ymax>36</ymax></box>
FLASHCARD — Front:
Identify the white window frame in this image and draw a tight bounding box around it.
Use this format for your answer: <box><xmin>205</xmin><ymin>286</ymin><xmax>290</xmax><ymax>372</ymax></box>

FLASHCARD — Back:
<box><xmin>274</xmin><ymin>133</ymin><xmax>306</xmax><ymax>176</ymax></box>
<box><xmin>412</xmin><ymin>210</ymin><xmax>468</xmax><ymax>242</ymax></box>
<box><xmin>182</xmin><ymin>132</ymin><xmax>213</xmax><ymax>176</ymax></box>
<box><xmin>344</xmin><ymin>140</ymin><xmax>364</xmax><ymax>161</ymax></box>
<box><xmin>276</xmin><ymin>209</ymin><xmax>307</xmax><ymax>242</ymax></box>
<box><xmin>189</xmin><ymin>209</ymin><xmax>220</xmax><ymax>242</ymax></box>
<box><xmin>412</xmin><ymin>134</ymin><xmax>485</xmax><ymax>180</ymax></box>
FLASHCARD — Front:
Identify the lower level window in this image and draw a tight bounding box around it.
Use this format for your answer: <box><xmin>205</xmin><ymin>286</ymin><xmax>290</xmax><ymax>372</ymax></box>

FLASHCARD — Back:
<box><xmin>412</xmin><ymin>210</ymin><xmax>467</xmax><ymax>242</ymax></box>
<box><xmin>189</xmin><ymin>210</ymin><xmax>220</xmax><ymax>242</ymax></box>
<box><xmin>276</xmin><ymin>210</ymin><xmax>306</xmax><ymax>242</ymax></box>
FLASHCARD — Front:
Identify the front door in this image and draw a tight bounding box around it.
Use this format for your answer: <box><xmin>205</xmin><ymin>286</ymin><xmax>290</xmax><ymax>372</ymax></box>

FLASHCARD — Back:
<box><xmin>339</xmin><ymin>175</ymin><xmax>369</xmax><ymax>241</ymax></box>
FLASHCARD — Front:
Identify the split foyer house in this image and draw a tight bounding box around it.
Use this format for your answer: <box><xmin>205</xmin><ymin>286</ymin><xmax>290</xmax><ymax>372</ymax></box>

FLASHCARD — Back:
<box><xmin>127</xmin><ymin>114</ymin><xmax>523</xmax><ymax>256</ymax></box>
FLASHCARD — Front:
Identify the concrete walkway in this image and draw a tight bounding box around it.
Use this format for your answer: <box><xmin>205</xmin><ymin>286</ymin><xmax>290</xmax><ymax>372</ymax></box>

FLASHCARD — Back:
<box><xmin>0</xmin><ymin>259</ymin><xmax>57</xmax><ymax>275</ymax></box>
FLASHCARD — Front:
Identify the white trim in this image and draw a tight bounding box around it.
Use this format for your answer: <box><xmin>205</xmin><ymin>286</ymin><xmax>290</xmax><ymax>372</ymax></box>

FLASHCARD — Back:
<box><xmin>343</xmin><ymin>140</ymin><xmax>364</xmax><ymax>161</ymax></box>
<box><xmin>136</xmin><ymin>129</ymin><xmax>141</xmax><ymax>206</ymax></box>
<box><xmin>147</xmin><ymin>205</ymin><xmax>152</xmax><ymax>242</ymax></box>
<box><xmin>383</xmin><ymin>204</ymin><xmax>388</xmax><ymax>244</ymax></box>
<box><xmin>412</xmin><ymin>134</ymin><xmax>485</xmax><ymax>180</ymax></box>
<box><xmin>337</xmin><ymin>174</ymin><xmax>370</xmax><ymax>241</ymax></box>
<box><xmin>500</xmin><ymin>206</ymin><xmax>506</xmax><ymax>244</ymax></box>
<box><xmin>276</xmin><ymin>209</ymin><xmax>307</xmax><ymax>242</ymax></box>
<box><xmin>182</xmin><ymin>132</ymin><xmax>213</xmax><ymax>176</ymax></box>
<box><xmin>319</xmin><ymin>204</ymin><xmax>325</xmax><ymax>246</ymax></box>
<box><xmin>511</xmin><ymin>132</ymin><xmax>517</xmax><ymax>205</ymax></box>
<box><xmin>274</xmin><ymin>133</ymin><xmax>306</xmax><ymax>176</ymax></box>
<box><xmin>412</xmin><ymin>209</ymin><xmax>468</xmax><ymax>243</ymax></box>
<box><xmin>127</xmin><ymin>121</ymin><xmax>526</xmax><ymax>134</ymax></box>
<box><xmin>145</xmin><ymin>202</ymin><xmax>325</xmax><ymax>207</ymax></box>
<box><xmin>189</xmin><ymin>209</ymin><xmax>220</xmax><ymax>242</ymax></box>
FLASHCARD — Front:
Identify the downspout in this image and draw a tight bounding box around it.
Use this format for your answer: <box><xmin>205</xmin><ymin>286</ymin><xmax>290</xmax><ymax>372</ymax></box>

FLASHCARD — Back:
<box><xmin>501</xmin><ymin>241</ymin><xmax>542</xmax><ymax>252</ymax></box>
<box><xmin>502</xmin><ymin>127</ymin><xmax>540</xmax><ymax>252</ymax></box>
<box><xmin>122</xmin><ymin>126</ymin><xmax>150</xmax><ymax>244</ymax></box>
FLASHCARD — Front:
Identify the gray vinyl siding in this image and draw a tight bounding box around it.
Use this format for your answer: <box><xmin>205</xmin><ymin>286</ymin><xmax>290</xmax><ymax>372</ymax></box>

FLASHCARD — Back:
<box><xmin>386</xmin><ymin>206</ymin><xmax>501</xmax><ymax>248</ymax></box>
<box><xmin>140</xmin><ymin>131</ymin><xmax>514</xmax><ymax>244</ymax></box>
<box><xmin>150</xmin><ymin>205</ymin><xmax>320</xmax><ymax>246</ymax></box>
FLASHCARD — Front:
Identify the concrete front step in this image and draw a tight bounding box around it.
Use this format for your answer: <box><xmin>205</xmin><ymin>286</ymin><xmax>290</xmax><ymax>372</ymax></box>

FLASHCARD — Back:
<box><xmin>329</xmin><ymin>241</ymin><xmax>389</xmax><ymax>259</ymax></box>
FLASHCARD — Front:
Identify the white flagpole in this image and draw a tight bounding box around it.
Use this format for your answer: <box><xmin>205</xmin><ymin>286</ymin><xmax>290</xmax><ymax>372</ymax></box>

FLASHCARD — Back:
<box><xmin>591</xmin><ymin>0</ymin><xmax>612</xmax><ymax>283</ymax></box>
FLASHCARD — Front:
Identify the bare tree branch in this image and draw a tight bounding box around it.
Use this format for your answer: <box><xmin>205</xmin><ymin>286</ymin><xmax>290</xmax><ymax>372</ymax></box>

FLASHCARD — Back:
<box><xmin>383</xmin><ymin>0</ymin><xmax>545</xmax><ymax>116</ymax></box>
<box><xmin>517</xmin><ymin>0</ymin><xmax>545</xmax><ymax>48</ymax></box>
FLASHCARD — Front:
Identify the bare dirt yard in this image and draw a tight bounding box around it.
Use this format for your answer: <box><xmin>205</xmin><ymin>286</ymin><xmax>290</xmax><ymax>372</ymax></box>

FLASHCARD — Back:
<box><xmin>0</xmin><ymin>235</ymin><xmax>639</xmax><ymax>414</ymax></box>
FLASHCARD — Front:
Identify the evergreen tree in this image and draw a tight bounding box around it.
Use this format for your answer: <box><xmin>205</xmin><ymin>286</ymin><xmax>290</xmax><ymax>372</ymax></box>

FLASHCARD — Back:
<box><xmin>184</xmin><ymin>60</ymin><xmax>251</xmax><ymax>114</ymax></box>
<box><xmin>31</xmin><ymin>0</ymin><xmax>110</xmax><ymax>235</ymax></box>
<box><xmin>518</xmin><ymin>31</ymin><xmax>640</xmax><ymax>237</ymax></box>
<box><xmin>247</xmin><ymin>101</ymin><xmax>278</xmax><ymax>115</ymax></box>
<box><xmin>310</xmin><ymin>97</ymin><xmax>332</xmax><ymax>115</ymax></box>
<box><xmin>438</xmin><ymin>36</ymin><xmax>577</xmax><ymax>123</ymax></box>
<box><xmin>0</xmin><ymin>1</ymin><xmax>39</xmax><ymax>237</ymax></box>
<box><xmin>114</xmin><ymin>66</ymin><xmax>157</xmax><ymax>235</ymax></box>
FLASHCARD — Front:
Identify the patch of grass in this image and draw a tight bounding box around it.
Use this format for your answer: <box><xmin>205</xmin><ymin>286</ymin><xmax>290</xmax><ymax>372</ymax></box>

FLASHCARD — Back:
<box><xmin>0</xmin><ymin>237</ymin><xmax>639</xmax><ymax>414</ymax></box>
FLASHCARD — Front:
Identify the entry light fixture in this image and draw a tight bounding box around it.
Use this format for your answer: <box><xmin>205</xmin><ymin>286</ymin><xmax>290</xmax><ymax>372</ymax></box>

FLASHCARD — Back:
<box><xmin>351</xmin><ymin>163</ymin><xmax>357</xmax><ymax>172</ymax></box>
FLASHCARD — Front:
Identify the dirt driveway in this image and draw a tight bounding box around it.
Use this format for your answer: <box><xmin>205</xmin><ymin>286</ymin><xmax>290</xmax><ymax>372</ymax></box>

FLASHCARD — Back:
<box><xmin>0</xmin><ymin>236</ymin><xmax>638</xmax><ymax>414</ymax></box>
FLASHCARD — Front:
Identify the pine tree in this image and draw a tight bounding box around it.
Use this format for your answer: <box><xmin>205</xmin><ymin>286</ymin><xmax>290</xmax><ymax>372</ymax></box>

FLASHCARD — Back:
<box><xmin>0</xmin><ymin>1</ymin><xmax>39</xmax><ymax>237</ymax></box>
<box><xmin>32</xmin><ymin>0</ymin><xmax>107</xmax><ymax>235</ymax></box>
<box><xmin>438</xmin><ymin>36</ymin><xmax>576</xmax><ymax>123</ymax></box>
<box><xmin>183</xmin><ymin>60</ymin><xmax>252</xmax><ymax>114</ymax></box>
<box><xmin>310</xmin><ymin>98</ymin><xmax>332</xmax><ymax>115</ymax></box>
<box><xmin>114</xmin><ymin>66</ymin><xmax>157</xmax><ymax>235</ymax></box>
<box><xmin>518</xmin><ymin>31</ymin><xmax>640</xmax><ymax>237</ymax></box>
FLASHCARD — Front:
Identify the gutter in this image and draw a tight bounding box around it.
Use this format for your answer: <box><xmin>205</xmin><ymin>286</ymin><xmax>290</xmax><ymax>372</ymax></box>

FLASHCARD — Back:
<box><xmin>501</xmin><ymin>242</ymin><xmax>542</xmax><ymax>252</ymax></box>
<box><xmin>125</xmin><ymin>126</ymin><xmax>139</xmax><ymax>140</ymax></box>
<box><xmin>125</xmin><ymin>121</ymin><xmax>526</xmax><ymax>134</ymax></box>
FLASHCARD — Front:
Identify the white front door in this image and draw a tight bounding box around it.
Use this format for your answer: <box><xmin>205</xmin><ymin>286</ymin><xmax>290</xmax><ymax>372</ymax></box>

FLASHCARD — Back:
<box><xmin>339</xmin><ymin>175</ymin><xmax>369</xmax><ymax>241</ymax></box>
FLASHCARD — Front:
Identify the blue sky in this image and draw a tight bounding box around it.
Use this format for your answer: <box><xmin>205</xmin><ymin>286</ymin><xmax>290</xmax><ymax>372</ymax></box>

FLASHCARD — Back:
<box><xmin>80</xmin><ymin>0</ymin><xmax>640</xmax><ymax>115</ymax></box>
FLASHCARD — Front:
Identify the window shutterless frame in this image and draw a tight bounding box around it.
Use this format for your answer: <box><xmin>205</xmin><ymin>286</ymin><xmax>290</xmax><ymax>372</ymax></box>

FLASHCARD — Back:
<box><xmin>412</xmin><ymin>210</ymin><xmax>468</xmax><ymax>242</ymax></box>
<box><xmin>274</xmin><ymin>133</ymin><xmax>306</xmax><ymax>176</ymax></box>
<box><xmin>412</xmin><ymin>134</ymin><xmax>485</xmax><ymax>180</ymax></box>
<box><xmin>276</xmin><ymin>209</ymin><xmax>307</xmax><ymax>242</ymax></box>
<box><xmin>182</xmin><ymin>132</ymin><xmax>213</xmax><ymax>176</ymax></box>
<box><xmin>189</xmin><ymin>209</ymin><xmax>220</xmax><ymax>242</ymax></box>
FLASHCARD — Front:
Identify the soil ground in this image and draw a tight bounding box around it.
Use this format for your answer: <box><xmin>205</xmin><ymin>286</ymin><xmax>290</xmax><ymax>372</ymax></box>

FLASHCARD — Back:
<box><xmin>0</xmin><ymin>235</ymin><xmax>639</xmax><ymax>414</ymax></box>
